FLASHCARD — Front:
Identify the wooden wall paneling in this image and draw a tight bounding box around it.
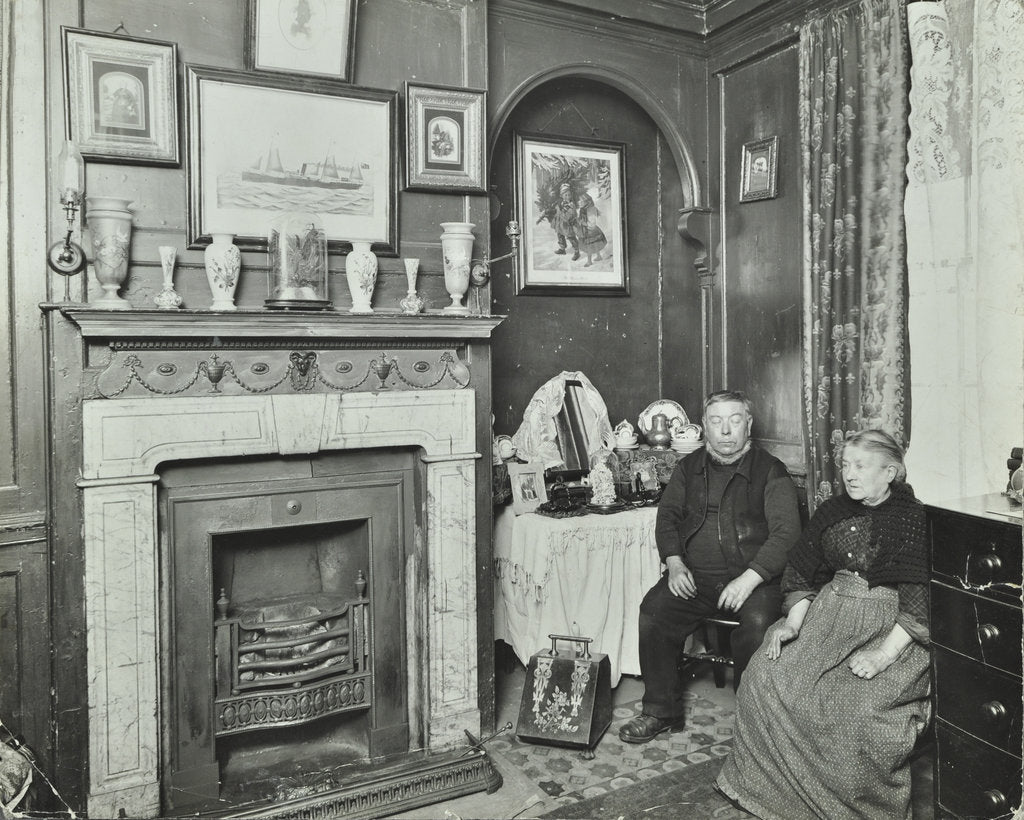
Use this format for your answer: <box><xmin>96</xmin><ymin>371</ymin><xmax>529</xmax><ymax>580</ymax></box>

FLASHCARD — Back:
<box><xmin>0</xmin><ymin>530</ymin><xmax>51</xmax><ymax>786</ymax></box>
<box><xmin>716</xmin><ymin>44</ymin><xmax>804</xmax><ymax>476</ymax></box>
<box><xmin>1</xmin><ymin>0</ymin><xmax>48</xmax><ymax>525</ymax></box>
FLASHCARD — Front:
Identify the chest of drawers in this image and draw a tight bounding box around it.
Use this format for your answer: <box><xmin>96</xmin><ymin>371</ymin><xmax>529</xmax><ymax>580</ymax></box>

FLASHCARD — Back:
<box><xmin>927</xmin><ymin>494</ymin><xmax>1022</xmax><ymax>819</ymax></box>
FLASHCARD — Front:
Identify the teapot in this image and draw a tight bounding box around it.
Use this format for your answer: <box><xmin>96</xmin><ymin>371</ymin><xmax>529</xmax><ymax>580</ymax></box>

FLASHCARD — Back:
<box><xmin>646</xmin><ymin>413</ymin><xmax>672</xmax><ymax>449</ymax></box>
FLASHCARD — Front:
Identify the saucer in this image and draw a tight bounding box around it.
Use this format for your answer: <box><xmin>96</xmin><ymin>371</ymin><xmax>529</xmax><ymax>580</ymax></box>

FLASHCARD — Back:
<box><xmin>614</xmin><ymin>443</ymin><xmax>640</xmax><ymax>450</ymax></box>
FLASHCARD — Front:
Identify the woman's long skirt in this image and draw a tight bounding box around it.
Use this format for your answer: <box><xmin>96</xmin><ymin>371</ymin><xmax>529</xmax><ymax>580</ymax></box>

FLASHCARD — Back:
<box><xmin>716</xmin><ymin>570</ymin><xmax>931</xmax><ymax>820</ymax></box>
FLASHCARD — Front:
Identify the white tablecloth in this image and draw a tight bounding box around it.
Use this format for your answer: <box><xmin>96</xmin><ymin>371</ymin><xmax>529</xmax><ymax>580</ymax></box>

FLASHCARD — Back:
<box><xmin>493</xmin><ymin>505</ymin><xmax>663</xmax><ymax>687</ymax></box>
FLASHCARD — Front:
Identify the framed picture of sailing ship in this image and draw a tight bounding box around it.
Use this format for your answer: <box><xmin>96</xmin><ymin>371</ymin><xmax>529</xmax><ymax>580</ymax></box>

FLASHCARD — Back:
<box><xmin>405</xmin><ymin>83</ymin><xmax>486</xmax><ymax>194</ymax></box>
<box><xmin>246</xmin><ymin>0</ymin><xmax>358</xmax><ymax>81</ymax></box>
<box><xmin>185</xmin><ymin>65</ymin><xmax>398</xmax><ymax>254</ymax></box>
<box><xmin>61</xmin><ymin>27</ymin><xmax>179</xmax><ymax>165</ymax></box>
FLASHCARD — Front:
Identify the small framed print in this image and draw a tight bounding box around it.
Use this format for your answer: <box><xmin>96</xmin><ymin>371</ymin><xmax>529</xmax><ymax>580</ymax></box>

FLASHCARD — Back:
<box><xmin>508</xmin><ymin>462</ymin><xmax>548</xmax><ymax>516</ymax></box>
<box><xmin>405</xmin><ymin>82</ymin><xmax>486</xmax><ymax>194</ymax></box>
<box><xmin>247</xmin><ymin>0</ymin><xmax>357</xmax><ymax>81</ymax></box>
<box><xmin>739</xmin><ymin>135</ymin><xmax>779</xmax><ymax>202</ymax></box>
<box><xmin>61</xmin><ymin>27</ymin><xmax>179</xmax><ymax>165</ymax></box>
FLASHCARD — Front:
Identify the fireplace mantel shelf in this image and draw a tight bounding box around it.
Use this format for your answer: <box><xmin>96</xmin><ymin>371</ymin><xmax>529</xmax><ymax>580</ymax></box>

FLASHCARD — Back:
<box><xmin>44</xmin><ymin>304</ymin><xmax>506</xmax><ymax>340</ymax></box>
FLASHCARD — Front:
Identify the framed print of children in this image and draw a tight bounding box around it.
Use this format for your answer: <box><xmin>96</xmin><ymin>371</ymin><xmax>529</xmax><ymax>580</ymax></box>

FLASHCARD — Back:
<box><xmin>514</xmin><ymin>131</ymin><xmax>629</xmax><ymax>295</ymax></box>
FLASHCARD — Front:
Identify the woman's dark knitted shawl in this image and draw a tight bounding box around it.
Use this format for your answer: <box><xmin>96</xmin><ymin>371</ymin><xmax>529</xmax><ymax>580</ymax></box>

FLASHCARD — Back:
<box><xmin>786</xmin><ymin>482</ymin><xmax>929</xmax><ymax>589</ymax></box>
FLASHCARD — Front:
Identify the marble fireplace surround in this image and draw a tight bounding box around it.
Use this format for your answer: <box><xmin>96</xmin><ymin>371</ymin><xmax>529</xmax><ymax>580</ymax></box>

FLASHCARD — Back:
<box><xmin>79</xmin><ymin>387</ymin><xmax>482</xmax><ymax>819</ymax></box>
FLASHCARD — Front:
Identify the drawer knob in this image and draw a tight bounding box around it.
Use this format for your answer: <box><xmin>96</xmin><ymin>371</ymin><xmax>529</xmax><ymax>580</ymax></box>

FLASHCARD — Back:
<box><xmin>981</xmin><ymin>789</ymin><xmax>1008</xmax><ymax>813</ymax></box>
<box><xmin>977</xmin><ymin>623</ymin><xmax>1001</xmax><ymax>643</ymax></box>
<box><xmin>981</xmin><ymin>700</ymin><xmax>1007</xmax><ymax>723</ymax></box>
<box><xmin>286</xmin><ymin>499</ymin><xmax>302</xmax><ymax>515</ymax></box>
<box><xmin>972</xmin><ymin>553</ymin><xmax>1002</xmax><ymax>574</ymax></box>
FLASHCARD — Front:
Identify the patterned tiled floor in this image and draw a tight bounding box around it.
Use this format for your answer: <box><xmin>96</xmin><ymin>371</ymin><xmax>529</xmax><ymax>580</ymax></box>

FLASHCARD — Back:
<box><xmin>492</xmin><ymin>691</ymin><xmax>734</xmax><ymax>803</ymax></box>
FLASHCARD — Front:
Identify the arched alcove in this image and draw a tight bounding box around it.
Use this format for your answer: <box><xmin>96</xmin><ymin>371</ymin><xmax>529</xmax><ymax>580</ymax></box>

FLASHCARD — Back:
<box><xmin>487</xmin><ymin>75</ymin><xmax>705</xmax><ymax>437</ymax></box>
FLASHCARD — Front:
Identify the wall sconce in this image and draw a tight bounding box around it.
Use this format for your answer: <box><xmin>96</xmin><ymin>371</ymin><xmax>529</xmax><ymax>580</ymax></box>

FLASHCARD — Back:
<box><xmin>470</xmin><ymin>220</ymin><xmax>521</xmax><ymax>286</ymax></box>
<box><xmin>47</xmin><ymin>140</ymin><xmax>88</xmax><ymax>288</ymax></box>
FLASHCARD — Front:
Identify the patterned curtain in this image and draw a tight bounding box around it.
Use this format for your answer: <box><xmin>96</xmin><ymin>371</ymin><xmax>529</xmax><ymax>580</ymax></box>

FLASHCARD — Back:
<box><xmin>903</xmin><ymin>0</ymin><xmax>1024</xmax><ymax>502</ymax></box>
<box><xmin>800</xmin><ymin>0</ymin><xmax>911</xmax><ymax>508</ymax></box>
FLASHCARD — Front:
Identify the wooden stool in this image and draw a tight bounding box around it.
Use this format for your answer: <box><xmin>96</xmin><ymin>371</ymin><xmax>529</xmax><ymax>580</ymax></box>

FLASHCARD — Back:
<box><xmin>678</xmin><ymin>615</ymin><xmax>741</xmax><ymax>690</ymax></box>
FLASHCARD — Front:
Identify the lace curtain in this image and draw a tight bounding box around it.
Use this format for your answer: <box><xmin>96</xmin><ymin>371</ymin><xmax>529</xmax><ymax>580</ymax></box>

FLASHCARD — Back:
<box><xmin>800</xmin><ymin>0</ymin><xmax>911</xmax><ymax>508</ymax></box>
<box><xmin>903</xmin><ymin>0</ymin><xmax>1024</xmax><ymax>502</ymax></box>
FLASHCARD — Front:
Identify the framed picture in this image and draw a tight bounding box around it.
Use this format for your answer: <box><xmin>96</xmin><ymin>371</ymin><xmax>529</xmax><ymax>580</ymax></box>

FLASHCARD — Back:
<box><xmin>514</xmin><ymin>131</ymin><xmax>628</xmax><ymax>296</ymax></box>
<box><xmin>508</xmin><ymin>462</ymin><xmax>547</xmax><ymax>515</ymax></box>
<box><xmin>61</xmin><ymin>27</ymin><xmax>179</xmax><ymax>165</ymax></box>
<box><xmin>246</xmin><ymin>0</ymin><xmax>357</xmax><ymax>81</ymax></box>
<box><xmin>185</xmin><ymin>65</ymin><xmax>398</xmax><ymax>253</ymax></box>
<box><xmin>739</xmin><ymin>135</ymin><xmax>779</xmax><ymax>202</ymax></box>
<box><xmin>405</xmin><ymin>82</ymin><xmax>486</xmax><ymax>194</ymax></box>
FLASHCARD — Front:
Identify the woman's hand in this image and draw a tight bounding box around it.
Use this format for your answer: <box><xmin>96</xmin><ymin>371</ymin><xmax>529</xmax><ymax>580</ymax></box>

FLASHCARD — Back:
<box><xmin>848</xmin><ymin>647</ymin><xmax>896</xmax><ymax>679</ymax></box>
<box><xmin>764</xmin><ymin>622</ymin><xmax>799</xmax><ymax>660</ymax></box>
<box><xmin>665</xmin><ymin>556</ymin><xmax>696</xmax><ymax>599</ymax></box>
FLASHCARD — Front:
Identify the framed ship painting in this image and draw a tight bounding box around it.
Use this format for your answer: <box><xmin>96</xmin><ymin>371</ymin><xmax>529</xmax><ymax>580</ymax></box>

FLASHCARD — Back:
<box><xmin>513</xmin><ymin>131</ymin><xmax>628</xmax><ymax>296</ymax></box>
<box><xmin>185</xmin><ymin>65</ymin><xmax>398</xmax><ymax>254</ymax></box>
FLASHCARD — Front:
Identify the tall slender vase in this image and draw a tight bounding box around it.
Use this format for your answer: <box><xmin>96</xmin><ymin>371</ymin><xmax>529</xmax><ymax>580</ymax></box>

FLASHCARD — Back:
<box><xmin>345</xmin><ymin>240</ymin><xmax>377</xmax><ymax>314</ymax></box>
<box><xmin>154</xmin><ymin>245</ymin><xmax>183</xmax><ymax>309</ymax></box>
<box><xmin>439</xmin><ymin>222</ymin><xmax>474</xmax><ymax>314</ymax></box>
<box><xmin>86</xmin><ymin>196</ymin><xmax>133</xmax><ymax>309</ymax></box>
<box><xmin>204</xmin><ymin>233</ymin><xmax>241</xmax><ymax>311</ymax></box>
<box><xmin>400</xmin><ymin>257</ymin><xmax>424</xmax><ymax>314</ymax></box>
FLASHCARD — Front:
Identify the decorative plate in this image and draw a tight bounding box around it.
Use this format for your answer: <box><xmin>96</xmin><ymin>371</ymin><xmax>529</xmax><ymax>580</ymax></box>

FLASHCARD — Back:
<box><xmin>638</xmin><ymin>399</ymin><xmax>689</xmax><ymax>436</ymax></box>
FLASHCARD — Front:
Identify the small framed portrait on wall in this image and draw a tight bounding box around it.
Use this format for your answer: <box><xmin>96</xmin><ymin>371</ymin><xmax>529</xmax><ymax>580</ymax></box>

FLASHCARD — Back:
<box><xmin>246</xmin><ymin>0</ymin><xmax>358</xmax><ymax>81</ymax></box>
<box><xmin>405</xmin><ymin>82</ymin><xmax>486</xmax><ymax>193</ymax></box>
<box><xmin>61</xmin><ymin>27</ymin><xmax>179</xmax><ymax>165</ymax></box>
<box><xmin>508</xmin><ymin>462</ymin><xmax>548</xmax><ymax>516</ymax></box>
<box><xmin>740</xmin><ymin>135</ymin><xmax>779</xmax><ymax>202</ymax></box>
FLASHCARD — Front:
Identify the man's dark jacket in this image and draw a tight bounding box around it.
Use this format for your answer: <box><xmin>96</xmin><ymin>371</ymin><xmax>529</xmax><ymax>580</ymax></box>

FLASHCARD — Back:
<box><xmin>654</xmin><ymin>446</ymin><xmax>801</xmax><ymax>581</ymax></box>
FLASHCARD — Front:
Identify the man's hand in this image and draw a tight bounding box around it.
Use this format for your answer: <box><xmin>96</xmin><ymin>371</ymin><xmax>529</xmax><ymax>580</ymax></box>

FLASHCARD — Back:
<box><xmin>764</xmin><ymin>622</ymin><xmax>799</xmax><ymax>660</ymax></box>
<box><xmin>849</xmin><ymin>647</ymin><xmax>896</xmax><ymax>679</ymax></box>
<box><xmin>717</xmin><ymin>568</ymin><xmax>763</xmax><ymax>612</ymax></box>
<box><xmin>665</xmin><ymin>555</ymin><xmax>696</xmax><ymax>598</ymax></box>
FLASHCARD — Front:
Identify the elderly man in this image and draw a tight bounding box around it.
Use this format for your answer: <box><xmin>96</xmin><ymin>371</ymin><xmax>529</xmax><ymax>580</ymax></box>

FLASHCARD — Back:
<box><xmin>619</xmin><ymin>390</ymin><xmax>801</xmax><ymax>743</ymax></box>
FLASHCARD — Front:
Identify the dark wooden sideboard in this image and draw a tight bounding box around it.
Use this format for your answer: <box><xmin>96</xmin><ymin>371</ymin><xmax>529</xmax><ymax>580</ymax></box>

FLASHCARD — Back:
<box><xmin>927</xmin><ymin>494</ymin><xmax>1023</xmax><ymax>819</ymax></box>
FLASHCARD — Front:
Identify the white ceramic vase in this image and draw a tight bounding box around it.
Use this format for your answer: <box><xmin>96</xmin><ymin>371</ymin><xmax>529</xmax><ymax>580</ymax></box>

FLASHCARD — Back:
<box><xmin>400</xmin><ymin>257</ymin><xmax>424</xmax><ymax>314</ymax></box>
<box><xmin>86</xmin><ymin>196</ymin><xmax>133</xmax><ymax>309</ymax></box>
<box><xmin>154</xmin><ymin>245</ymin><xmax>183</xmax><ymax>309</ymax></box>
<box><xmin>204</xmin><ymin>233</ymin><xmax>241</xmax><ymax>311</ymax></box>
<box><xmin>345</xmin><ymin>240</ymin><xmax>377</xmax><ymax>314</ymax></box>
<box><xmin>439</xmin><ymin>221</ymin><xmax>474</xmax><ymax>314</ymax></box>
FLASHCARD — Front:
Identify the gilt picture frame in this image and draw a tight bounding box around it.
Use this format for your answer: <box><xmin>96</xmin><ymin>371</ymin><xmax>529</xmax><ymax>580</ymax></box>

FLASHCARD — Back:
<box><xmin>185</xmin><ymin>64</ymin><xmax>398</xmax><ymax>253</ymax></box>
<box><xmin>246</xmin><ymin>0</ymin><xmax>357</xmax><ymax>81</ymax></box>
<box><xmin>514</xmin><ymin>131</ymin><xmax>628</xmax><ymax>296</ymax></box>
<box><xmin>508</xmin><ymin>462</ymin><xmax>548</xmax><ymax>516</ymax></box>
<box><xmin>405</xmin><ymin>82</ymin><xmax>486</xmax><ymax>194</ymax></box>
<box><xmin>62</xmin><ymin>27</ymin><xmax>179</xmax><ymax>165</ymax></box>
<box><xmin>739</xmin><ymin>135</ymin><xmax>779</xmax><ymax>202</ymax></box>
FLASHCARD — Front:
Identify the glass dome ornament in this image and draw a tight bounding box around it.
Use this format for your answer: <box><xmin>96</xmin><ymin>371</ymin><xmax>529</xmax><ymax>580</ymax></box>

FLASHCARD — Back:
<box><xmin>265</xmin><ymin>212</ymin><xmax>331</xmax><ymax>310</ymax></box>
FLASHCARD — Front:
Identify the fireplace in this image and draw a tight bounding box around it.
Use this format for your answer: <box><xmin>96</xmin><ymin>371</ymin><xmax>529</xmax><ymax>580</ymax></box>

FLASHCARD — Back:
<box><xmin>160</xmin><ymin>452</ymin><xmax>415</xmax><ymax>812</ymax></box>
<box><xmin>77</xmin><ymin>374</ymin><xmax>497</xmax><ymax>818</ymax></box>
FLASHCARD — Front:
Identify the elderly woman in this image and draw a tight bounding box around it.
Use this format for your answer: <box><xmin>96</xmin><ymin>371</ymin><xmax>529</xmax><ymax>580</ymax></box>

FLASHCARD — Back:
<box><xmin>716</xmin><ymin>429</ymin><xmax>931</xmax><ymax>820</ymax></box>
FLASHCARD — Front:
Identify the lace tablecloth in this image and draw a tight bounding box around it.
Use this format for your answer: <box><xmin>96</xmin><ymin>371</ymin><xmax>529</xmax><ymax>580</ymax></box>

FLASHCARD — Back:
<box><xmin>493</xmin><ymin>505</ymin><xmax>663</xmax><ymax>687</ymax></box>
